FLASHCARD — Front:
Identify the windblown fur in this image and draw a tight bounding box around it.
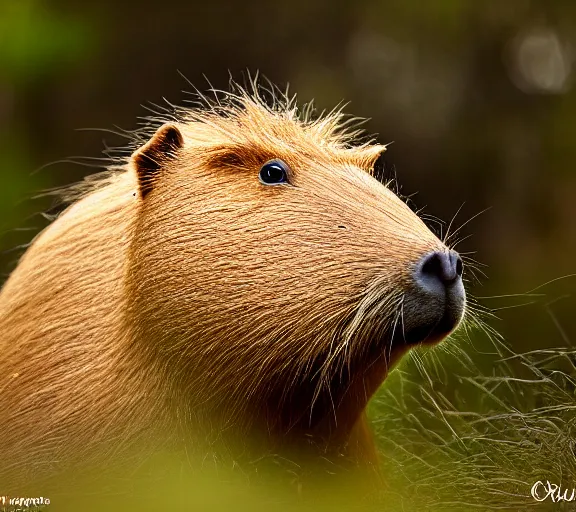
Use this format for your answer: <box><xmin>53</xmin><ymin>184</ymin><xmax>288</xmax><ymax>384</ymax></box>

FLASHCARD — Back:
<box><xmin>0</xmin><ymin>82</ymin><xmax>447</xmax><ymax>492</ymax></box>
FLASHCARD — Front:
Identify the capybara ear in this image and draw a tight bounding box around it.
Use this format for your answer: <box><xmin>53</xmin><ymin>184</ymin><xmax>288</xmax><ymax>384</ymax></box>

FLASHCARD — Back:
<box><xmin>132</xmin><ymin>124</ymin><xmax>184</xmax><ymax>198</ymax></box>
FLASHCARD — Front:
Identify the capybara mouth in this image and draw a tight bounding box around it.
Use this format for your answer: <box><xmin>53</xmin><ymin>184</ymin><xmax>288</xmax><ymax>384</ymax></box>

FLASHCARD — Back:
<box><xmin>391</xmin><ymin>306</ymin><xmax>463</xmax><ymax>347</ymax></box>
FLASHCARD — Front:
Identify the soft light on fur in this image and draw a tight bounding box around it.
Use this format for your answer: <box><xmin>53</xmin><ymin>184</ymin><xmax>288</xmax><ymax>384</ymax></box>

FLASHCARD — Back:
<box><xmin>0</xmin><ymin>82</ymin><xmax>448</xmax><ymax>493</ymax></box>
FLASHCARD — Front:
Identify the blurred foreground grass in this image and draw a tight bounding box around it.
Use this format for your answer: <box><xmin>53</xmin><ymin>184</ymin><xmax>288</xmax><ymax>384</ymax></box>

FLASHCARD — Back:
<box><xmin>32</xmin><ymin>326</ymin><xmax>573</xmax><ymax>512</ymax></box>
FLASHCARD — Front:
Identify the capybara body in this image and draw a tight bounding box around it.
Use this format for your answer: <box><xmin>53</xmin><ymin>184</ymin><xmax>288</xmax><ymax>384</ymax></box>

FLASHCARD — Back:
<box><xmin>0</xmin><ymin>85</ymin><xmax>465</xmax><ymax>492</ymax></box>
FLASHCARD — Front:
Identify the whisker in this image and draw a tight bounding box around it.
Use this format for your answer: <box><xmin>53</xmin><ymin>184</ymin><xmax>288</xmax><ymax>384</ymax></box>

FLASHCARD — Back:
<box><xmin>444</xmin><ymin>207</ymin><xmax>492</xmax><ymax>247</ymax></box>
<box><xmin>489</xmin><ymin>302</ymin><xmax>537</xmax><ymax>312</ymax></box>
<box><xmin>525</xmin><ymin>274</ymin><xmax>576</xmax><ymax>294</ymax></box>
<box><xmin>443</xmin><ymin>202</ymin><xmax>466</xmax><ymax>246</ymax></box>
<box><xmin>447</xmin><ymin>233</ymin><xmax>474</xmax><ymax>250</ymax></box>
<box><xmin>476</xmin><ymin>293</ymin><xmax>545</xmax><ymax>299</ymax></box>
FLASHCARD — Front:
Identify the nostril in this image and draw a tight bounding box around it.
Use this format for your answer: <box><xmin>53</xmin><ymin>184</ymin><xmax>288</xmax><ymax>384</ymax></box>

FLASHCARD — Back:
<box><xmin>421</xmin><ymin>252</ymin><xmax>443</xmax><ymax>279</ymax></box>
<box><xmin>419</xmin><ymin>250</ymin><xmax>463</xmax><ymax>285</ymax></box>
<box><xmin>455</xmin><ymin>256</ymin><xmax>463</xmax><ymax>277</ymax></box>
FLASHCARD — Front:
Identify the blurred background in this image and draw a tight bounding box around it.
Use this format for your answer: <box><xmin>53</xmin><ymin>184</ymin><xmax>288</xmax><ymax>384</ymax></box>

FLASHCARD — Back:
<box><xmin>1</xmin><ymin>0</ymin><xmax>574</xmax><ymax>349</ymax></box>
<box><xmin>0</xmin><ymin>0</ymin><xmax>575</xmax><ymax>508</ymax></box>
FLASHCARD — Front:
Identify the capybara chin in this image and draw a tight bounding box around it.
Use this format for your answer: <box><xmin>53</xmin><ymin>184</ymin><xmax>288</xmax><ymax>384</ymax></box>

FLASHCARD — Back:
<box><xmin>0</xmin><ymin>83</ymin><xmax>466</xmax><ymax>491</ymax></box>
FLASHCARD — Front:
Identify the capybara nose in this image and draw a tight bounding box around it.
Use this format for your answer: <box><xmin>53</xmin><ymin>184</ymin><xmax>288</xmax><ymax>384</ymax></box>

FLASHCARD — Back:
<box><xmin>397</xmin><ymin>250</ymin><xmax>465</xmax><ymax>345</ymax></box>
<box><xmin>416</xmin><ymin>250</ymin><xmax>463</xmax><ymax>290</ymax></box>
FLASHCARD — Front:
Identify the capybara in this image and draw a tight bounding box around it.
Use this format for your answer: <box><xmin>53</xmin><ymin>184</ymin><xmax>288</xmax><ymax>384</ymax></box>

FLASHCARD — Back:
<box><xmin>0</xmin><ymin>83</ymin><xmax>465</xmax><ymax>492</ymax></box>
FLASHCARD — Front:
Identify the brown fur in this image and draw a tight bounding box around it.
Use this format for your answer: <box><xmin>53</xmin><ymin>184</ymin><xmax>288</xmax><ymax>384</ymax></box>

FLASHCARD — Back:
<box><xmin>0</xmin><ymin>84</ymin><xmax>446</xmax><ymax>492</ymax></box>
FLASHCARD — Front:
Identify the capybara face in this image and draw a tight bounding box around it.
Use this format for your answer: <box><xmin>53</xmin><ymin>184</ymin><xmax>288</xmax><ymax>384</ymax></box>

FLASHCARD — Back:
<box><xmin>126</xmin><ymin>92</ymin><xmax>465</xmax><ymax>431</ymax></box>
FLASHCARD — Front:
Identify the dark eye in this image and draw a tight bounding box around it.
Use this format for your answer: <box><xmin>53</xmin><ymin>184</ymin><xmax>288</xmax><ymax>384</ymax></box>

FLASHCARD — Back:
<box><xmin>259</xmin><ymin>159</ymin><xmax>289</xmax><ymax>185</ymax></box>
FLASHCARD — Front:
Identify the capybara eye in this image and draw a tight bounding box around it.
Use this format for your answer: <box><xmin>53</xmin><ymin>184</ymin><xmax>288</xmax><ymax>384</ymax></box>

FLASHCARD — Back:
<box><xmin>259</xmin><ymin>159</ymin><xmax>289</xmax><ymax>185</ymax></box>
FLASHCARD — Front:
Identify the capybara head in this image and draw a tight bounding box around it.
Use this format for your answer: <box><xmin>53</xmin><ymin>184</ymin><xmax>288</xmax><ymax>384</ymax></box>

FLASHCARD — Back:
<box><xmin>125</xmin><ymin>86</ymin><xmax>466</xmax><ymax>444</ymax></box>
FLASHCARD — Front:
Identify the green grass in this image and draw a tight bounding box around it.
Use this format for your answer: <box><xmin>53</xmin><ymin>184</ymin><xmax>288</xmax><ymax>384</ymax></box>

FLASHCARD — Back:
<box><xmin>28</xmin><ymin>329</ymin><xmax>574</xmax><ymax>512</ymax></box>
